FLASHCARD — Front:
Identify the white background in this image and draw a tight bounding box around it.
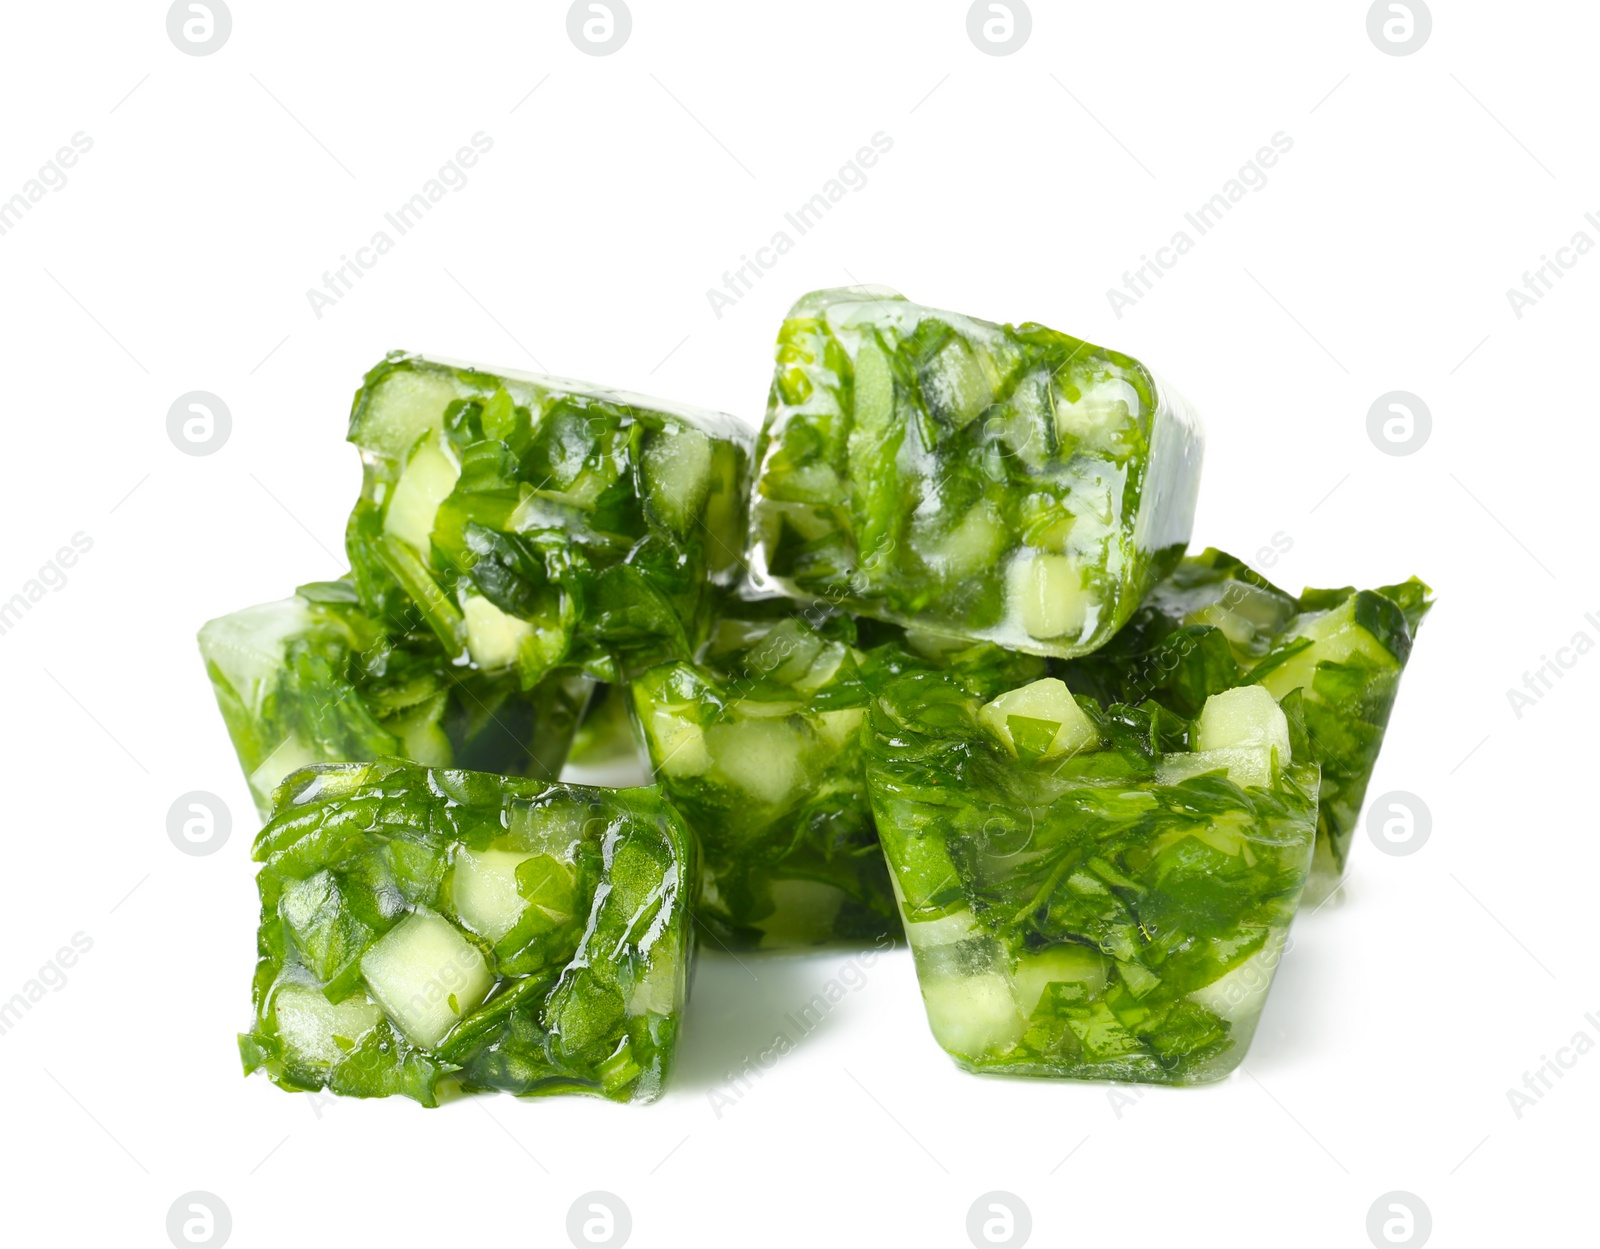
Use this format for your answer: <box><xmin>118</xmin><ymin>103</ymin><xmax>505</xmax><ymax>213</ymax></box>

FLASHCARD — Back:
<box><xmin>0</xmin><ymin>2</ymin><xmax>1594</xmax><ymax>1246</ymax></box>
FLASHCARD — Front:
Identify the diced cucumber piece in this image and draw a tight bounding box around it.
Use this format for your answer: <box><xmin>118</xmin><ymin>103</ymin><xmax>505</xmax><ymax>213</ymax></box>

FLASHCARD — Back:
<box><xmin>1007</xmin><ymin>551</ymin><xmax>1092</xmax><ymax>642</ymax></box>
<box><xmin>754</xmin><ymin>879</ymin><xmax>847</xmax><ymax>948</ymax></box>
<box><xmin>921</xmin><ymin>504</ymin><xmax>1006</xmax><ymax>579</ymax></box>
<box><xmin>790</xmin><ymin>641</ymin><xmax>850</xmax><ymax>697</ymax></box>
<box><xmin>389</xmin><ymin>694</ymin><xmax>453</xmax><ymax>767</ymax></box>
<box><xmin>627</xmin><ymin>946</ymin><xmax>680</xmax><ymax>1018</ymax></box>
<box><xmin>198</xmin><ymin>598</ymin><xmax>317</xmax><ymax>711</ymax></box>
<box><xmin>451</xmin><ymin>847</ymin><xmax>535</xmax><ymax>942</ymax></box>
<box><xmin>1188</xmin><ymin>929</ymin><xmax>1288</xmax><ymax>1024</ymax></box>
<box><xmin>920</xmin><ymin>970</ymin><xmax>1025</xmax><ymax>1059</ymax></box>
<box><xmin>814</xmin><ymin>706</ymin><xmax>866</xmax><ymax>751</ymax></box>
<box><xmin>706</xmin><ymin>718</ymin><xmax>806</xmax><ymax>804</ymax></box>
<box><xmin>1052</xmin><ymin>366</ymin><xmax>1141</xmax><ymax>455</ymax></box>
<box><xmin>1258</xmin><ymin>599</ymin><xmax>1391</xmax><ymax>701</ymax></box>
<box><xmin>359</xmin><ymin>911</ymin><xmax>492</xmax><ymax>1049</ymax></box>
<box><xmin>747</xmin><ymin>620</ymin><xmax>824</xmax><ymax>684</ymax></box>
<box><xmin>920</xmin><ymin>335</ymin><xmax>994</xmax><ymax>428</ymax></box>
<box><xmin>248</xmin><ymin>734</ymin><xmax>321</xmax><ymax>806</ymax></box>
<box><xmin>1011</xmin><ymin>944</ymin><xmax>1109</xmax><ymax>1018</ymax></box>
<box><xmin>978</xmin><ymin>677</ymin><xmax>1099</xmax><ymax>761</ymax></box>
<box><xmin>272</xmin><ymin>983</ymin><xmax>385</xmax><ymax>1067</ymax></box>
<box><xmin>462</xmin><ymin>593</ymin><xmax>536</xmax><ymax>672</ymax></box>
<box><xmin>383</xmin><ymin>433</ymin><xmax>460</xmax><ymax>554</ymax></box>
<box><xmin>642</xmin><ymin>426</ymin><xmax>713</xmax><ymax>534</ymax></box>
<box><xmin>351</xmin><ymin>367</ymin><xmax>462</xmax><ymax>462</ymax></box>
<box><xmin>1198</xmin><ymin>581</ymin><xmax>1294</xmax><ymax>646</ymax></box>
<box><xmin>1157</xmin><ymin>745</ymin><xmax>1275</xmax><ymax>791</ymax></box>
<box><xmin>901</xmin><ymin>906</ymin><xmax>981</xmax><ymax>953</ymax></box>
<box><xmin>645</xmin><ymin>706</ymin><xmax>710</xmax><ymax>778</ymax></box>
<box><xmin>1195</xmin><ymin>686</ymin><xmax>1291</xmax><ymax>765</ymax></box>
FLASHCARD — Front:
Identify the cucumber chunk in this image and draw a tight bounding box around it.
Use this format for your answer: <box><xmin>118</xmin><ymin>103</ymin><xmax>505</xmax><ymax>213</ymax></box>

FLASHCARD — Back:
<box><xmin>273</xmin><ymin>983</ymin><xmax>385</xmax><ymax>1067</ymax></box>
<box><xmin>1007</xmin><ymin>551</ymin><xmax>1092</xmax><ymax>643</ymax></box>
<box><xmin>979</xmin><ymin>677</ymin><xmax>1099</xmax><ymax>761</ymax></box>
<box><xmin>383</xmin><ymin>434</ymin><xmax>460</xmax><ymax>554</ymax></box>
<box><xmin>1194</xmin><ymin>686</ymin><xmax>1291</xmax><ymax>765</ymax></box>
<box><xmin>462</xmin><ymin>594</ymin><xmax>535</xmax><ymax>672</ymax></box>
<box><xmin>359</xmin><ymin>911</ymin><xmax>492</xmax><ymax>1049</ymax></box>
<box><xmin>451</xmin><ymin>848</ymin><xmax>535</xmax><ymax>943</ymax></box>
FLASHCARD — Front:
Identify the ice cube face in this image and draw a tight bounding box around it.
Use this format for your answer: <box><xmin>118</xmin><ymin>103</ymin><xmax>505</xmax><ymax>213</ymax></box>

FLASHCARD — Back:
<box><xmin>241</xmin><ymin>761</ymin><xmax>693</xmax><ymax>1105</ymax></box>
<box><xmin>198</xmin><ymin>583</ymin><xmax>592</xmax><ymax>819</ymax></box>
<box><xmin>864</xmin><ymin>672</ymin><xmax>1318</xmax><ymax>1085</ymax></box>
<box><xmin>343</xmin><ymin>353</ymin><xmax>755</xmax><ymax>687</ymax></box>
<box><xmin>628</xmin><ymin>601</ymin><xmax>1046</xmax><ymax>949</ymax></box>
<box><xmin>1056</xmin><ymin>548</ymin><xmax>1432</xmax><ymax>885</ymax></box>
<box><xmin>747</xmin><ymin>288</ymin><xmax>1204</xmax><ymax>659</ymax></box>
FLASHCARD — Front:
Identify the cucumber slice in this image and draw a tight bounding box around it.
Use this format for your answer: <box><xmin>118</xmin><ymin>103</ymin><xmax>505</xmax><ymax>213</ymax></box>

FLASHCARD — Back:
<box><xmin>198</xmin><ymin>598</ymin><xmax>318</xmax><ymax>712</ymax></box>
<box><xmin>272</xmin><ymin>983</ymin><xmax>385</xmax><ymax>1067</ymax></box>
<box><xmin>1006</xmin><ymin>551</ymin><xmax>1092</xmax><ymax>643</ymax></box>
<box><xmin>706</xmin><ymin>718</ymin><xmax>807</xmax><ymax>804</ymax></box>
<box><xmin>754</xmin><ymin>879</ymin><xmax>846</xmax><ymax>948</ymax></box>
<box><xmin>1156</xmin><ymin>745</ymin><xmax>1275</xmax><ymax>791</ymax></box>
<box><xmin>452</xmin><ymin>848</ymin><xmax>535</xmax><ymax>942</ymax></box>
<box><xmin>248</xmin><ymin>734</ymin><xmax>321</xmax><ymax>807</ymax></box>
<box><xmin>919</xmin><ymin>335</ymin><xmax>994</xmax><ymax>428</ymax></box>
<box><xmin>919</xmin><ymin>969</ymin><xmax>1025</xmax><ymax>1060</ymax></box>
<box><xmin>627</xmin><ymin>945</ymin><xmax>680</xmax><ymax>1018</ymax></box>
<box><xmin>1188</xmin><ymin>929</ymin><xmax>1288</xmax><ymax>1024</ymax></box>
<box><xmin>642</xmin><ymin>426</ymin><xmax>713</xmax><ymax>534</ymax></box>
<box><xmin>814</xmin><ymin>706</ymin><xmax>866</xmax><ymax>751</ymax></box>
<box><xmin>920</xmin><ymin>504</ymin><xmax>1006</xmax><ymax>579</ymax></box>
<box><xmin>1011</xmin><ymin>944</ymin><xmax>1109</xmax><ymax>1018</ymax></box>
<box><xmin>978</xmin><ymin>677</ymin><xmax>1099</xmax><ymax>760</ymax></box>
<box><xmin>1195</xmin><ymin>686</ymin><xmax>1291</xmax><ymax>764</ymax></box>
<box><xmin>350</xmin><ymin>366</ymin><xmax>462</xmax><ymax>462</ymax></box>
<box><xmin>1052</xmin><ymin>364</ymin><xmax>1142</xmax><ymax>456</ymax></box>
<box><xmin>359</xmin><ymin>911</ymin><xmax>492</xmax><ymax>1049</ymax></box>
<box><xmin>462</xmin><ymin>594</ymin><xmax>536</xmax><ymax>672</ymax></box>
<box><xmin>644</xmin><ymin>705</ymin><xmax>710</xmax><ymax>778</ymax></box>
<box><xmin>383</xmin><ymin>433</ymin><xmax>460</xmax><ymax>554</ymax></box>
<box><xmin>1258</xmin><ymin>598</ymin><xmax>1392</xmax><ymax>701</ymax></box>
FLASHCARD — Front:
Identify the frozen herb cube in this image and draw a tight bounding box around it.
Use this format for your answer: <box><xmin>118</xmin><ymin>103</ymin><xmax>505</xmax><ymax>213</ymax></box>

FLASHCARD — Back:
<box><xmin>241</xmin><ymin>761</ymin><xmax>694</xmax><ymax>1105</ymax></box>
<box><xmin>1059</xmin><ymin>549</ymin><xmax>1432</xmax><ymax>882</ymax></box>
<box><xmin>748</xmin><ymin>288</ymin><xmax>1204</xmax><ymax>657</ymax></box>
<box><xmin>344</xmin><ymin>353</ymin><xmax>754</xmax><ymax>685</ymax></box>
<box><xmin>865</xmin><ymin>670</ymin><xmax>1317</xmax><ymax>1084</ymax></box>
<box><xmin>199</xmin><ymin>579</ymin><xmax>590</xmax><ymax>818</ymax></box>
<box><xmin>630</xmin><ymin>601</ymin><xmax>1043</xmax><ymax>949</ymax></box>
